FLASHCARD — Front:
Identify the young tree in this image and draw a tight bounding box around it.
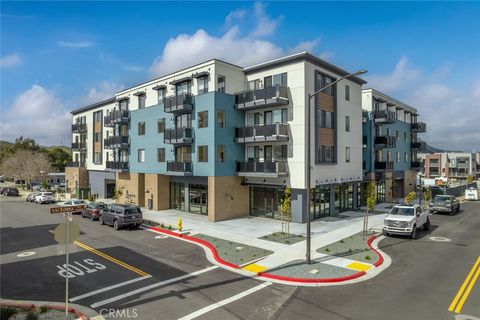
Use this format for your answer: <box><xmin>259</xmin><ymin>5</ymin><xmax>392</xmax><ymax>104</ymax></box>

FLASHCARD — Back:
<box><xmin>364</xmin><ymin>180</ymin><xmax>377</xmax><ymax>237</ymax></box>
<box><xmin>405</xmin><ymin>191</ymin><xmax>417</xmax><ymax>205</ymax></box>
<box><xmin>423</xmin><ymin>188</ymin><xmax>432</xmax><ymax>206</ymax></box>
<box><xmin>466</xmin><ymin>175</ymin><xmax>474</xmax><ymax>184</ymax></box>
<box><xmin>280</xmin><ymin>187</ymin><xmax>292</xmax><ymax>235</ymax></box>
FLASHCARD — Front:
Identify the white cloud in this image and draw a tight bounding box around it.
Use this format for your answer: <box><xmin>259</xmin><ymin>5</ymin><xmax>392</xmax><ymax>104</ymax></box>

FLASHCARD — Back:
<box><xmin>289</xmin><ymin>38</ymin><xmax>321</xmax><ymax>54</ymax></box>
<box><xmin>225</xmin><ymin>8</ymin><xmax>247</xmax><ymax>28</ymax></box>
<box><xmin>58</xmin><ymin>41</ymin><xmax>95</xmax><ymax>48</ymax></box>
<box><xmin>366</xmin><ymin>57</ymin><xmax>480</xmax><ymax>152</ymax></box>
<box><xmin>250</xmin><ymin>2</ymin><xmax>283</xmax><ymax>37</ymax></box>
<box><xmin>78</xmin><ymin>81</ymin><xmax>124</xmax><ymax>106</ymax></box>
<box><xmin>0</xmin><ymin>53</ymin><xmax>21</xmax><ymax>68</ymax></box>
<box><xmin>0</xmin><ymin>85</ymin><xmax>70</xmax><ymax>146</ymax></box>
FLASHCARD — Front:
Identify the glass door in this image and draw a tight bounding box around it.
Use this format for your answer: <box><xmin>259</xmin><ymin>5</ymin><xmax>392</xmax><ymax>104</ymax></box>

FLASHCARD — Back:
<box><xmin>169</xmin><ymin>182</ymin><xmax>185</xmax><ymax>211</ymax></box>
<box><xmin>189</xmin><ymin>184</ymin><xmax>208</xmax><ymax>215</ymax></box>
<box><xmin>264</xmin><ymin>146</ymin><xmax>273</xmax><ymax>162</ymax></box>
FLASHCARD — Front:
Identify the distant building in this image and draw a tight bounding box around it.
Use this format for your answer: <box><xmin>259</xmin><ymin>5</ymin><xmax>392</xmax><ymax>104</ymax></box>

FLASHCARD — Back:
<box><xmin>422</xmin><ymin>152</ymin><xmax>477</xmax><ymax>181</ymax></box>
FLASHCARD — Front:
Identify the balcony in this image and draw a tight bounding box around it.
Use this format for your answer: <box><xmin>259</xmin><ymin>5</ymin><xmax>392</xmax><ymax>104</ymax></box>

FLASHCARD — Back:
<box><xmin>72</xmin><ymin>123</ymin><xmax>87</xmax><ymax>133</ymax></box>
<box><xmin>374</xmin><ymin>161</ymin><xmax>394</xmax><ymax>170</ymax></box>
<box><xmin>71</xmin><ymin>142</ymin><xmax>87</xmax><ymax>151</ymax></box>
<box><xmin>164</xmin><ymin>94</ymin><xmax>193</xmax><ymax>114</ymax></box>
<box><xmin>106</xmin><ymin>161</ymin><xmax>129</xmax><ymax>172</ymax></box>
<box><xmin>411</xmin><ymin>141</ymin><xmax>426</xmax><ymax>151</ymax></box>
<box><xmin>235</xmin><ymin>123</ymin><xmax>289</xmax><ymax>143</ymax></box>
<box><xmin>236</xmin><ymin>160</ymin><xmax>288</xmax><ymax>178</ymax></box>
<box><xmin>166</xmin><ymin>161</ymin><xmax>193</xmax><ymax>176</ymax></box>
<box><xmin>411</xmin><ymin>122</ymin><xmax>426</xmax><ymax>133</ymax></box>
<box><xmin>374</xmin><ymin>135</ymin><xmax>396</xmax><ymax>149</ymax></box>
<box><xmin>411</xmin><ymin>161</ymin><xmax>422</xmax><ymax>170</ymax></box>
<box><xmin>104</xmin><ymin>110</ymin><xmax>130</xmax><ymax>127</ymax></box>
<box><xmin>66</xmin><ymin>161</ymin><xmax>85</xmax><ymax>168</ymax></box>
<box><xmin>164</xmin><ymin>128</ymin><xmax>193</xmax><ymax>145</ymax></box>
<box><xmin>104</xmin><ymin>136</ymin><xmax>129</xmax><ymax>149</ymax></box>
<box><xmin>235</xmin><ymin>85</ymin><xmax>289</xmax><ymax>110</ymax></box>
<box><xmin>374</xmin><ymin>110</ymin><xmax>396</xmax><ymax>124</ymax></box>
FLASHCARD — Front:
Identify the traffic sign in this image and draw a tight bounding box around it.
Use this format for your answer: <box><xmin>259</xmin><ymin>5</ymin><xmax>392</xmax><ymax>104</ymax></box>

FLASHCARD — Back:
<box><xmin>54</xmin><ymin>222</ymin><xmax>80</xmax><ymax>244</ymax></box>
<box><xmin>63</xmin><ymin>212</ymin><xmax>72</xmax><ymax>221</ymax></box>
<box><xmin>50</xmin><ymin>205</ymin><xmax>85</xmax><ymax>214</ymax></box>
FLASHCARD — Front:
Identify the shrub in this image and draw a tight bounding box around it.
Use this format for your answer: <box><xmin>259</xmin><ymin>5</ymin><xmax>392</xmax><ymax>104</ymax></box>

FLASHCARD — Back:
<box><xmin>340</xmin><ymin>240</ymin><xmax>345</xmax><ymax>243</ymax></box>
<box><xmin>26</xmin><ymin>311</ymin><xmax>38</xmax><ymax>320</ymax></box>
<box><xmin>168</xmin><ymin>225</ymin><xmax>172</xmax><ymax>230</ymax></box>
<box><xmin>365</xmin><ymin>255</ymin><xmax>371</xmax><ymax>260</ymax></box>
<box><xmin>39</xmin><ymin>305</ymin><xmax>48</xmax><ymax>313</ymax></box>
<box><xmin>325</xmin><ymin>247</ymin><xmax>330</xmax><ymax>252</ymax></box>
<box><xmin>1</xmin><ymin>307</ymin><xmax>18</xmax><ymax>319</ymax></box>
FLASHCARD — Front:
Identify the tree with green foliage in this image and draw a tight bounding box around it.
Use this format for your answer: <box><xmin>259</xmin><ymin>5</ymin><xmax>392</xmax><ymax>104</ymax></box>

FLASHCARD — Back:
<box><xmin>466</xmin><ymin>175</ymin><xmax>474</xmax><ymax>184</ymax></box>
<box><xmin>405</xmin><ymin>191</ymin><xmax>417</xmax><ymax>205</ymax></box>
<box><xmin>423</xmin><ymin>188</ymin><xmax>432</xmax><ymax>205</ymax></box>
<box><xmin>364</xmin><ymin>180</ymin><xmax>377</xmax><ymax>237</ymax></box>
<box><xmin>280</xmin><ymin>187</ymin><xmax>292</xmax><ymax>235</ymax></box>
<box><xmin>47</xmin><ymin>147</ymin><xmax>71</xmax><ymax>172</ymax></box>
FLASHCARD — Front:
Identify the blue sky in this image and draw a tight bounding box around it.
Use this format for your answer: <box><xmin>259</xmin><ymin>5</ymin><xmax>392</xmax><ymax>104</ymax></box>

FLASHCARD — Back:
<box><xmin>1</xmin><ymin>1</ymin><xmax>479</xmax><ymax>151</ymax></box>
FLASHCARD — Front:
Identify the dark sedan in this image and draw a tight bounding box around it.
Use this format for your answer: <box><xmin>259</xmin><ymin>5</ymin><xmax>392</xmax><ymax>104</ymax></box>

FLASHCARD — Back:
<box><xmin>81</xmin><ymin>202</ymin><xmax>107</xmax><ymax>220</ymax></box>
<box><xmin>429</xmin><ymin>195</ymin><xmax>460</xmax><ymax>215</ymax></box>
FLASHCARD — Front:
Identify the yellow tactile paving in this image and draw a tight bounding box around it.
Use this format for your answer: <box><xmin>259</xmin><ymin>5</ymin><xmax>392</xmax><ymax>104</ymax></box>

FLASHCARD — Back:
<box><xmin>242</xmin><ymin>263</ymin><xmax>268</xmax><ymax>273</ymax></box>
<box><xmin>346</xmin><ymin>261</ymin><xmax>372</xmax><ymax>272</ymax></box>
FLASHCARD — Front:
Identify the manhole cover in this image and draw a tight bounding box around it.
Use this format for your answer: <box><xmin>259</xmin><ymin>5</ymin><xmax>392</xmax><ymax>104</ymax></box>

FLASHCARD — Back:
<box><xmin>429</xmin><ymin>236</ymin><xmax>451</xmax><ymax>242</ymax></box>
<box><xmin>17</xmin><ymin>251</ymin><xmax>36</xmax><ymax>257</ymax></box>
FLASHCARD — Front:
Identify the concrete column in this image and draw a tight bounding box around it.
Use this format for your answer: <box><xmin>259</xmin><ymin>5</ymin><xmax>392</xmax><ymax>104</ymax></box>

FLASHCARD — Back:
<box><xmin>184</xmin><ymin>183</ymin><xmax>190</xmax><ymax>212</ymax></box>
<box><xmin>329</xmin><ymin>186</ymin><xmax>336</xmax><ymax>216</ymax></box>
<box><xmin>291</xmin><ymin>188</ymin><xmax>307</xmax><ymax>223</ymax></box>
<box><xmin>352</xmin><ymin>182</ymin><xmax>358</xmax><ymax>209</ymax></box>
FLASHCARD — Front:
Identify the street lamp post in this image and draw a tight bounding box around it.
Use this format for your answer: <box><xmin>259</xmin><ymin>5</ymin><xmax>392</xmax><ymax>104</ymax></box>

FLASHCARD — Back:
<box><xmin>305</xmin><ymin>69</ymin><xmax>367</xmax><ymax>264</ymax></box>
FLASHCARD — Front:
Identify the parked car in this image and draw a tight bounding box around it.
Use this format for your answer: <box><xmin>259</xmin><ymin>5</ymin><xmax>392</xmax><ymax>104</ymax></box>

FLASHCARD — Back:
<box><xmin>4</xmin><ymin>188</ymin><xmax>19</xmax><ymax>197</ymax></box>
<box><xmin>429</xmin><ymin>195</ymin><xmax>460</xmax><ymax>215</ymax></box>
<box><xmin>81</xmin><ymin>202</ymin><xmax>107</xmax><ymax>220</ymax></box>
<box><xmin>35</xmin><ymin>192</ymin><xmax>56</xmax><ymax>204</ymax></box>
<box><xmin>0</xmin><ymin>187</ymin><xmax>7</xmax><ymax>195</ymax></box>
<box><xmin>26</xmin><ymin>192</ymin><xmax>40</xmax><ymax>202</ymax></box>
<box><xmin>62</xmin><ymin>199</ymin><xmax>88</xmax><ymax>214</ymax></box>
<box><xmin>383</xmin><ymin>204</ymin><xmax>430</xmax><ymax>239</ymax></box>
<box><xmin>99</xmin><ymin>204</ymin><xmax>143</xmax><ymax>230</ymax></box>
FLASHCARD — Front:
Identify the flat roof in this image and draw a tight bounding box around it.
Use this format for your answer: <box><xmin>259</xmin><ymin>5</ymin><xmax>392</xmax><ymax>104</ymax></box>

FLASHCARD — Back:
<box><xmin>71</xmin><ymin>97</ymin><xmax>116</xmax><ymax>115</ymax></box>
<box><xmin>362</xmin><ymin>88</ymin><xmax>418</xmax><ymax>114</ymax></box>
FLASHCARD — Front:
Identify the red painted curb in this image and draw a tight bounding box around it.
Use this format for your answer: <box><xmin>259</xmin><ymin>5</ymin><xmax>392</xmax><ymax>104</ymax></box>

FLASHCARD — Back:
<box><xmin>150</xmin><ymin>227</ymin><xmax>240</xmax><ymax>269</ymax></box>
<box><xmin>257</xmin><ymin>270</ymin><xmax>366</xmax><ymax>283</ymax></box>
<box><xmin>367</xmin><ymin>235</ymin><xmax>384</xmax><ymax>267</ymax></box>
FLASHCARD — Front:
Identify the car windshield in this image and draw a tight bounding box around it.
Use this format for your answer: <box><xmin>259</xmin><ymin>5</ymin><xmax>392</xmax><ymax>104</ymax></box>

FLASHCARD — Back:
<box><xmin>73</xmin><ymin>200</ymin><xmax>86</xmax><ymax>204</ymax></box>
<box><xmin>124</xmin><ymin>208</ymin><xmax>141</xmax><ymax>215</ymax></box>
<box><xmin>434</xmin><ymin>196</ymin><xmax>451</xmax><ymax>203</ymax></box>
<box><xmin>390</xmin><ymin>207</ymin><xmax>414</xmax><ymax>216</ymax></box>
<box><xmin>95</xmin><ymin>204</ymin><xmax>107</xmax><ymax>209</ymax></box>
<box><xmin>44</xmin><ymin>192</ymin><xmax>53</xmax><ymax>196</ymax></box>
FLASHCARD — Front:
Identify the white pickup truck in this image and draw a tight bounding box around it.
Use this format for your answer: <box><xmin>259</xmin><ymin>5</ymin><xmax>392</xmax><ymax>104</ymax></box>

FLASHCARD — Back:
<box><xmin>383</xmin><ymin>204</ymin><xmax>430</xmax><ymax>239</ymax></box>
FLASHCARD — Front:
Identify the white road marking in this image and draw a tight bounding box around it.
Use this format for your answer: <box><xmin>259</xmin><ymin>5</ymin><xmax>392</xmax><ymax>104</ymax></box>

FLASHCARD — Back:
<box><xmin>17</xmin><ymin>251</ymin><xmax>36</xmax><ymax>257</ymax></box>
<box><xmin>70</xmin><ymin>275</ymin><xmax>152</xmax><ymax>302</ymax></box>
<box><xmin>90</xmin><ymin>266</ymin><xmax>218</xmax><ymax>308</ymax></box>
<box><xmin>177</xmin><ymin>282</ymin><xmax>272</xmax><ymax>320</ymax></box>
<box><xmin>429</xmin><ymin>236</ymin><xmax>451</xmax><ymax>242</ymax></box>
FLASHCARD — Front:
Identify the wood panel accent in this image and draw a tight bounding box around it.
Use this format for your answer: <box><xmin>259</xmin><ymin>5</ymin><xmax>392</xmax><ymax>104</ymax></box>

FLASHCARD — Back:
<box><xmin>317</xmin><ymin>128</ymin><xmax>334</xmax><ymax>145</ymax></box>
<box><xmin>317</xmin><ymin>92</ymin><xmax>334</xmax><ymax>112</ymax></box>
<box><xmin>94</xmin><ymin>142</ymin><xmax>101</xmax><ymax>152</ymax></box>
<box><xmin>94</xmin><ymin>122</ymin><xmax>102</xmax><ymax>132</ymax></box>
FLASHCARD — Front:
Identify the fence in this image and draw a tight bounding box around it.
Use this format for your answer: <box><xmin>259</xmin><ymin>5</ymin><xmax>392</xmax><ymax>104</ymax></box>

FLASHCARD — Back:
<box><xmin>430</xmin><ymin>182</ymin><xmax>477</xmax><ymax>198</ymax></box>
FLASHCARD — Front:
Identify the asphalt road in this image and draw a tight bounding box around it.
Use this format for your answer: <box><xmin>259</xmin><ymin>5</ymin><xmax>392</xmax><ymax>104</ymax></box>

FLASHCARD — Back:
<box><xmin>1</xmin><ymin>196</ymin><xmax>479</xmax><ymax>320</ymax></box>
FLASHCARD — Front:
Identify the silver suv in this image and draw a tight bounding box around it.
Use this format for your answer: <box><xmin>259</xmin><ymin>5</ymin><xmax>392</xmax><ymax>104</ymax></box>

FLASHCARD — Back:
<box><xmin>99</xmin><ymin>204</ymin><xmax>143</xmax><ymax>230</ymax></box>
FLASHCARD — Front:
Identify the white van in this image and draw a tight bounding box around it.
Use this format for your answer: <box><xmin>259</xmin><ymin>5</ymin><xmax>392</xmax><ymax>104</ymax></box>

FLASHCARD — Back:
<box><xmin>465</xmin><ymin>187</ymin><xmax>479</xmax><ymax>201</ymax></box>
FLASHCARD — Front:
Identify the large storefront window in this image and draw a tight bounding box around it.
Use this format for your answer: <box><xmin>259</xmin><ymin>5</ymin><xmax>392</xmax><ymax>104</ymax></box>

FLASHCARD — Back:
<box><xmin>170</xmin><ymin>182</ymin><xmax>185</xmax><ymax>211</ymax></box>
<box><xmin>357</xmin><ymin>182</ymin><xmax>368</xmax><ymax>207</ymax></box>
<box><xmin>311</xmin><ymin>186</ymin><xmax>330</xmax><ymax>220</ymax></box>
<box><xmin>335</xmin><ymin>184</ymin><xmax>354</xmax><ymax>214</ymax></box>
<box><xmin>376</xmin><ymin>180</ymin><xmax>386</xmax><ymax>203</ymax></box>
<box><xmin>250</xmin><ymin>186</ymin><xmax>281</xmax><ymax>219</ymax></box>
<box><xmin>189</xmin><ymin>184</ymin><xmax>208</xmax><ymax>215</ymax></box>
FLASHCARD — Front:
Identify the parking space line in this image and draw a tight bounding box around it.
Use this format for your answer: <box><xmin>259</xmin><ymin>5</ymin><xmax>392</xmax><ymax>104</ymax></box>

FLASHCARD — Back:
<box><xmin>69</xmin><ymin>275</ymin><xmax>152</xmax><ymax>302</ymax></box>
<box><xmin>448</xmin><ymin>256</ymin><xmax>480</xmax><ymax>313</ymax></box>
<box><xmin>90</xmin><ymin>266</ymin><xmax>218</xmax><ymax>308</ymax></box>
<box><xmin>74</xmin><ymin>241</ymin><xmax>150</xmax><ymax>277</ymax></box>
<box><xmin>177</xmin><ymin>282</ymin><xmax>272</xmax><ymax>320</ymax></box>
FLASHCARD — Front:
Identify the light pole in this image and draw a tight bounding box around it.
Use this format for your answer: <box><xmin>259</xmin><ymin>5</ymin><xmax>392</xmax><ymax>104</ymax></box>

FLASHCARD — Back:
<box><xmin>305</xmin><ymin>69</ymin><xmax>367</xmax><ymax>264</ymax></box>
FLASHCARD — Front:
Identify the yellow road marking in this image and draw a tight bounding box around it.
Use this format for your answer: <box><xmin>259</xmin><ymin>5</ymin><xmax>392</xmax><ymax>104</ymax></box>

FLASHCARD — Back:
<box><xmin>242</xmin><ymin>263</ymin><xmax>267</xmax><ymax>273</ymax></box>
<box><xmin>346</xmin><ymin>261</ymin><xmax>372</xmax><ymax>272</ymax></box>
<box><xmin>448</xmin><ymin>256</ymin><xmax>480</xmax><ymax>313</ymax></box>
<box><xmin>455</xmin><ymin>262</ymin><xmax>480</xmax><ymax>313</ymax></box>
<box><xmin>48</xmin><ymin>229</ymin><xmax>149</xmax><ymax>277</ymax></box>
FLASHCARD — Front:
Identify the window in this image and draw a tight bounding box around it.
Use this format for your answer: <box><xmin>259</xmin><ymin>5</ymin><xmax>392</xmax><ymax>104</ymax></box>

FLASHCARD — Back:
<box><xmin>93</xmin><ymin>111</ymin><xmax>102</xmax><ymax>123</ymax></box>
<box><xmin>198</xmin><ymin>111</ymin><xmax>208</xmax><ymax>128</ymax></box>
<box><xmin>94</xmin><ymin>152</ymin><xmax>101</xmax><ymax>164</ymax></box>
<box><xmin>94</xmin><ymin>132</ymin><xmax>100</xmax><ymax>143</ymax></box>
<box><xmin>325</xmin><ymin>111</ymin><xmax>333</xmax><ymax>128</ymax></box>
<box><xmin>345</xmin><ymin>116</ymin><xmax>350</xmax><ymax>132</ymax></box>
<box><xmin>175</xmin><ymin>114</ymin><xmax>192</xmax><ymax>128</ymax></box>
<box><xmin>119</xmin><ymin>99</ymin><xmax>128</xmax><ymax>110</ymax></box>
<box><xmin>157</xmin><ymin>118</ymin><xmax>166</xmax><ymax>133</ymax></box>
<box><xmin>217</xmin><ymin>145</ymin><xmax>225</xmax><ymax>162</ymax></box>
<box><xmin>345</xmin><ymin>147</ymin><xmax>350</xmax><ymax>163</ymax></box>
<box><xmin>217</xmin><ymin>111</ymin><xmax>225</xmax><ymax>128</ymax></box>
<box><xmin>248</xmin><ymin>79</ymin><xmax>260</xmax><ymax>90</ymax></box>
<box><xmin>404</xmin><ymin>132</ymin><xmax>408</xmax><ymax>142</ymax></box>
<box><xmin>317</xmin><ymin>110</ymin><xmax>334</xmax><ymax>129</ymax></box>
<box><xmin>217</xmin><ymin>75</ymin><xmax>225</xmax><ymax>93</ymax></box>
<box><xmin>157</xmin><ymin>88</ymin><xmax>165</xmax><ymax>103</ymax></box>
<box><xmin>197</xmin><ymin>76</ymin><xmax>208</xmax><ymax>94</ymax></box>
<box><xmin>317</xmin><ymin>73</ymin><xmax>335</xmax><ymax>95</ymax></box>
<box><xmin>264</xmin><ymin>72</ymin><xmax>287</xmax><ymax>88</ymax></box>
<box><xmin>397</xmin><ymin>152</ymin><xmax>400</xmax><ymax>163</ymax></box>
<box><xmin>138</xmin><ymin>122</ymin><xmax>145</xmax><ymax>135</ymax></box>
<box><xmin>138</xmin><ymin>94</ymin><xmax>146</xmax><ymax>109</ymax></box>
<box><xmin>404</xmin><ymin>152</ymin><xmax>408</xmax><ymax>162</ymax></box>
<box><xmin>198</xmin><ymin>146</ymin><xmax>208</xmax><ymax>162</ymax></box>
<box><xmin>345</xmin><ymin>85</ymin><xmax>350</xmax><ymax>101</ymax></box>
<box><xmin>176</xmin><ymin>81</ymin><xmax>191</xmax><ymax>95</ymax></box>
<box><xmin>396</xmin><ymin>130</ymin><xmax>399</xmax><ymax>141</ymax></box>
<box><xmin>325</xmin><ymin>146</ymin><xmax>332</xmax><ymax>162</ymax></box>
<box><xmin>138</xmin><ymin>149</ymin><xmax>145</xmax><ymax>163</ymax></box>
<box><xmin>157</xmin><ymin>148</ymin><xmax>165</xmax><ymax>162</ymax></box>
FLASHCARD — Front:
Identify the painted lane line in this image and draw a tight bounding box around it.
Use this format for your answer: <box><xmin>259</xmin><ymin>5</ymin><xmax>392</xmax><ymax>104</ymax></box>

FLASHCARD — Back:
<box><xmin>448</xmin><ymin>256</ymin><xmax>480</xmax><ymax>312</ymax></box>
<box><xmin>455</xmin><ymin>262</ymin><xmax>480</xmax><ymax>313</ymax></box>
<box><xmin>177</xmin><ymin>282</ymin><xmax>272</xmax><ymax>320</ymax></box>
<box><xmin>69</xmin><ymin>275</ymin><xmax>152</xmax><ymax>302</ymax></box>
<box><xmin>90</xmin><ymin>266</ymin><xmax>218</xmax><ymax>308</ymax></box>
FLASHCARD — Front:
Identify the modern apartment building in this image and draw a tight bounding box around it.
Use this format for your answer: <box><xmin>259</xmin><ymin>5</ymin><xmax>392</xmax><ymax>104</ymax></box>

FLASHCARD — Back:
<box><xmin>361</xmin><ymin>89</ymin><xmax>426</xmax><ymax>203</ymax></box>
<box><xmin>66</xmin><ymin>51</ymin><xmax>367</xmax><ymax>223</ymax></box>
<box><xmin>422</xmin><ymin>152</ymin><xmax>477</xmax><ymax>181</ymax></box>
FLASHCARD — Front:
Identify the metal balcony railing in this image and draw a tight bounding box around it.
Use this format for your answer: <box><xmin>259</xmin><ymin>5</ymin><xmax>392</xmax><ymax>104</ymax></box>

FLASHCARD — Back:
<box><xmin>72</xmin><ymin>123</ymin><xmax>87</xmax><ymax>133</ymax></box>
<box><xmin>164</xmin><ymin>94</ymin><xmax>193</xmax><ymax>113</ymax></box>
<box><xmin>104</xmin><ymin>110</ymin><xmax>130</xmax><ymax>127</ymax></box>
<box><xmin>411</xmin><ymin>141</ymin><xmax>426</xmax><ymax>151</ymax></box>
<box><xmin>236</xmin><ymin>160</ymin><xmax>288</xmax><ymax>177</ymax></box>
<box><xmin>166</xmin><ymin>161</ymin><xmax>193</xmax><ymax>175</ymax></box>
<box><xmin>71</xmin><ymin>142</ymin><xmax>87</xmax><ymax>151</ymax></box>
<box><xmin>374</xmin><ymin>161</ymin><xmax>394</xmax><ymax>170</ymax></box>
<box><xmin>235</xmin><ymin>123</ymin><xmax>288</xmax><ymax>143</ymax></box>
<box><xmin>373</xmin><ymin>110</ymin><xmax>396</xmax><ymax>124</ymax></box>
<box><xmin>106</xmin><ymin>161</ymin><xmax>129</xmax><ymax>171</ymax></box>
<box><xmin>411</xmin><ymin>122</ymin><xmax>426</xmax><ymax>133</ymax></box>
<box><xmin>411</xmin><ymin>161</ymin><xmax>422</xmax><ymax>169</ymax></box>
<box><xmin>374</xmin><ymin>135</ymin><xmax>396</xmax><ymax>149</ymax></box>
<box><xmin>235</xmin><ymin>85</ymin><xmax>289</xmax><ymax>110</ymax></box>
<box><xmin>104</xmin><ymin>136</ymin><xmax>129</xmax><ymax>149</ymax></box>
<box><xmin>164</xmin><ymin>128</ymin><xmax>193</xmax><ymax>145</ymax></box>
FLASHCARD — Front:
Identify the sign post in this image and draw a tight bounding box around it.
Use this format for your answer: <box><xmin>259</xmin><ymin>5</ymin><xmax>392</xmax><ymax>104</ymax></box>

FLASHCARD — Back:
<box><xmin>51</xmin><ymin>206</ymin><xmax>82</xmax><ymax>316</ymax></box>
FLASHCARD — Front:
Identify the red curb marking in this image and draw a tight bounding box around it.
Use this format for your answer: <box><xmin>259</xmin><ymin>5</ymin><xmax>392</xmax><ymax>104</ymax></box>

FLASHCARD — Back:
<box><xmin>150</xmin><ymin>227</ymin><xmax>240</xmax><ymax>269</ymax></box>
<box><xmin>367</xmin><ymin>235</ymin><xmax>384</xmax><ymax>267</ymax></box>
<box><xmin>257</xmin><ymin>270</ymin><xmax>366</xmax><ymax>283</ymax></box>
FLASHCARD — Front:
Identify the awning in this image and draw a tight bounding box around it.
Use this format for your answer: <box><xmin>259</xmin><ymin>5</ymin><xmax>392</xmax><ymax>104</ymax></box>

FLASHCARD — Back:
<box><xmin>133</xmin><ymin>91</ymin><xmax>146</xmax><ymax>96</ymax></box>
<box><xmin>152</xmin><ymin>84</ymin><xmax>167</xmax><ymax>90</ymax></box>
<box><xmin>192</xmin><ymin>71</ymin><xmax>209</xmax><ymax>78</ymax></box>
<box><xmin>169</xmin><ymin>76</ymin><xmax>192</xmax><ymax>85</ymax></box>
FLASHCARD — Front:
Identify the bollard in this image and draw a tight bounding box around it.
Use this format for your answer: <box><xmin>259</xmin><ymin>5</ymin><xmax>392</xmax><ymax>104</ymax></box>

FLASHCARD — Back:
<box><xmin>178</xmin><ymin>217</ymin><xmax>183</xmax><ymax>232</ymax></box>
